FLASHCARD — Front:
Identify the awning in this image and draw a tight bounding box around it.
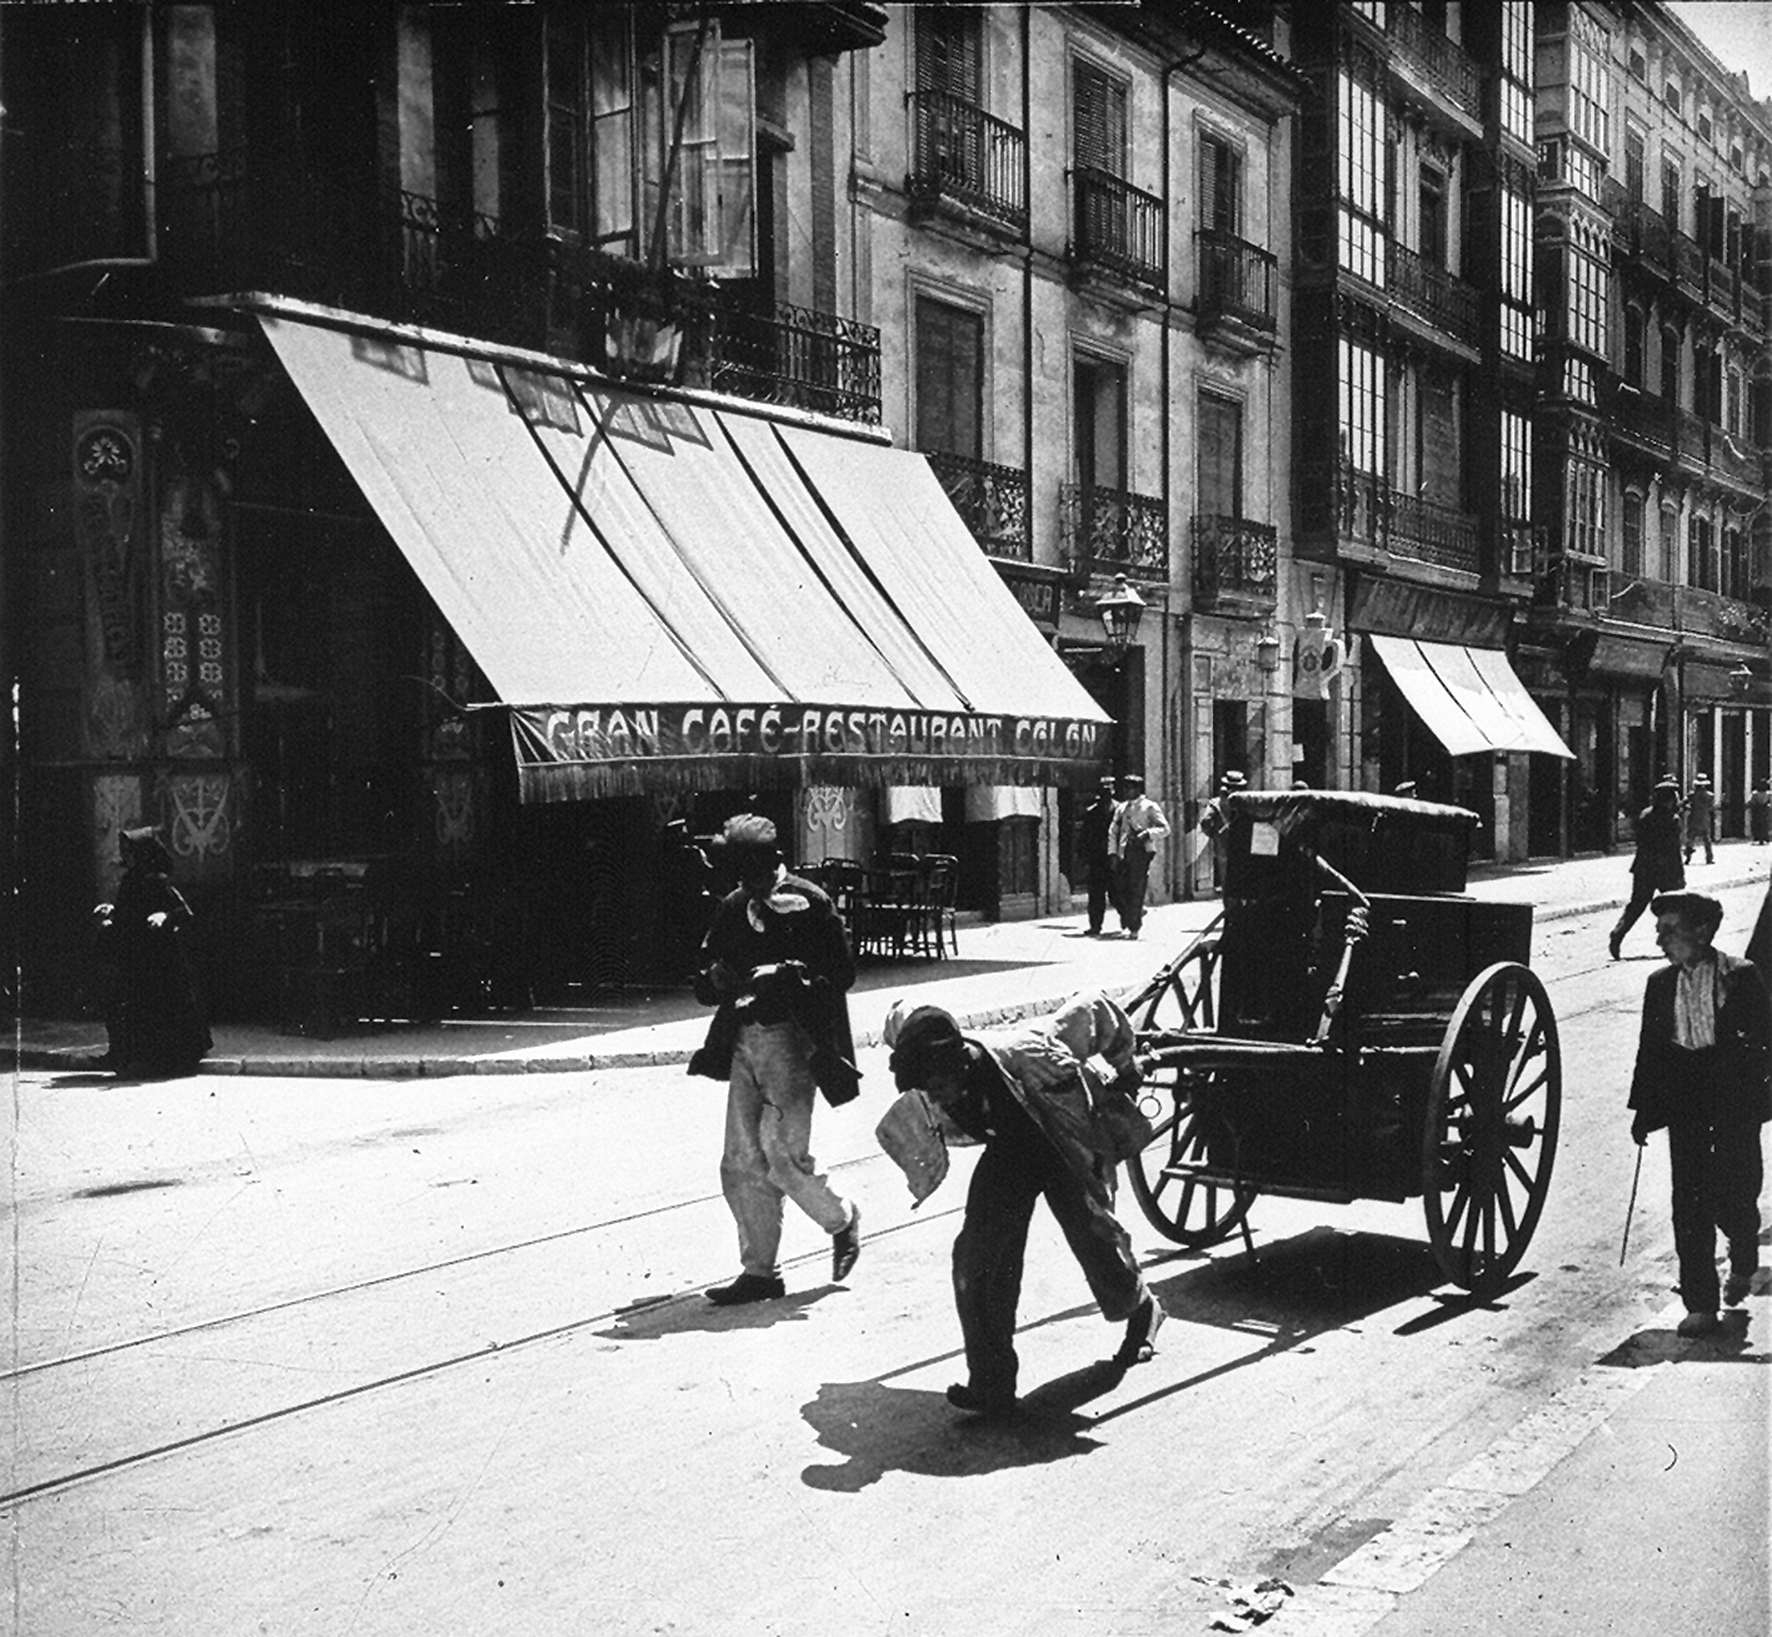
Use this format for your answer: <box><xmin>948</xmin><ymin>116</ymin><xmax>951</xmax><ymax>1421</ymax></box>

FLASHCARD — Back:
<box><xmin>259</xmin><ymin>312</ymin><xmax>1109</xmax><ymax>800</ymax></box>
<box><xmin>1371</xmin><ymin>636</ymin><xmax>1574</xmax><ymax>759</ymax></box>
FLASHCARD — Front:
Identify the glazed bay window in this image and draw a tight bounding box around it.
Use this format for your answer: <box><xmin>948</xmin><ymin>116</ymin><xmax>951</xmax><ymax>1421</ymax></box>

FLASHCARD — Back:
<box><xmin>1500</xmin><ymin>180</ymin><xmax>1532</xmax><ymax>360</ymax></box>
<box><xmin>1340</xmin><ymin>336</ymin><xmax>1384</xmax><ymax>476</ymax></box>
<box><xmin>1566</xmin><ymin>457</ymin><xmax>1604</xmax><ymax>561</ymax></box>
<box><xmin>1338</xmin><ymin>70</ymin><xmax>1386</xmax><ymax>287</ymax></box>
<box><xmin>1567</xmin><ymin>9</ymin><xmax>1610</xmax><ymax>155</ymax></box>
<box><xmin>1500</xmin><ymin>2</ymin><xmax>1533</xmax><ymax>148</ymax></box>
<box><xmin>1566</xmin><ymin>221</ymin><xmax>1608</xmax><ymax>361</ymax></box>
<box><xmin>1500</xmin><ymin>406</ymin><xmax>1533</xmax><ymax>573</ymax></box>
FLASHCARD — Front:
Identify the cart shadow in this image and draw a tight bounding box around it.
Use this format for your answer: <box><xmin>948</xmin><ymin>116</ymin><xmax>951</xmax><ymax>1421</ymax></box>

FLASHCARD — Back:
<box><xmin>799</xmin><ymin>1360</ymin><xmax>1124</xmax><ymax>1492</ymax></box>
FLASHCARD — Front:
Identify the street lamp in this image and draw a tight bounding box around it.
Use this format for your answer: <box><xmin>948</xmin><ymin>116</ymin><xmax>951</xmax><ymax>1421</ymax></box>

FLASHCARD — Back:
<box><xmin>1096</xmin><ymin>575</ymin><xmax>1147</xmax><ymax>658</ymax></box>
<box><xmin>1255</xmin><ymin>626</ymin><xmax>1283</xmax><ymax>674</ymax></box>
<box><xmin>1730</xmin><ymin>662</ymin><xmax>1754</xmax><ymax>695</ymax></box>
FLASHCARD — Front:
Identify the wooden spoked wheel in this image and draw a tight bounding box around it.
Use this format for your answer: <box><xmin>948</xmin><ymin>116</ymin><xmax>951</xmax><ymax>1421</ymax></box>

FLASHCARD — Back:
<box><xmin>1126</xmin><ymin>933</ymin><xmax>1253</xmax><ymax>1246</ymax></box>
<box><xmin>1126</xmin><ymin>1068</ymin><xmax>1256</xmax><ymax>1246</ymax></box>
<box><xmin>1423</xmin><ymin>962</ymin><xmax>1561</xmax><ymax>1293</ymax></box>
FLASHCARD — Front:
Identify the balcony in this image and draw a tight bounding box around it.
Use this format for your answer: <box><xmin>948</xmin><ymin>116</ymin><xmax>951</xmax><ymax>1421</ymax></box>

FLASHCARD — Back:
<box><xmin>1386</xmin><ymin>241</ymin><xmax>1479</xmax><ymax>352</ymax></box>
<box><xmin>1388</xmin><ymin>490</ymin><xmax>1481</xmax><ymax>575</ymax></box>
<box><xmin>1612</xmin><ymin>198</ymin><xmax>1673</xmax><ymax>273</ymax></box>
<box><xmin>1195</xmin><ymin>229</ymin><xmax>1278</xmax><ymax>353</ymax></box>
<box><xmin>1385</xmin><ymin>3</ymin><xmax>1481</xmax><ymax>124</ymax></box>
<box><xmin>1060</xmin><ymin>482</ymin><xmax>1168</xmax><ymax>581</ymax></box>
<box><xmin>1673</xmin><ymin>231</ymin><xmax>1706</xmax><ymax>296</ymax></box>
<box><xmin>707</xmin><ymin>301</ymin><xmax>882</xmax><ymax>424</ymax></box>
<box><xmin>1070</xmin><ymin>167</ymin><xmax>1165</xmax><ymax>295</ymax></box>
<box><xmin>1190</xmin><ymin>515</ymin><xmax>1277</xmax><ymax>613</ymax></box>
<box><xmin>906</xmin><ymin>89</ymin><xmax>1028</xmax><ymax>236</ymax></box>
<box><xmin>1609</xmin><ymin>385</ymin><xmax>1675</xmax><ymax>455</ymax></box>
<box><xmin>156</xmin><ymin>156</ymin><xmax>883</xmax><ymax>421</ymax></box>
<box><xmin>922</xmin><ymin>451</ymin><xmax>1031</xmax><ymax>562</ymax></box>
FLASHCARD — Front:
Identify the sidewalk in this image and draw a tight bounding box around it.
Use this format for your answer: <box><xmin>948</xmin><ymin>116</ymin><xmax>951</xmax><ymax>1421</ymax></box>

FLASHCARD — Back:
<box><xmin>10</xmin><ymin>842</ymin><xmax>1769</xmax><ymax>1080</ymax></box>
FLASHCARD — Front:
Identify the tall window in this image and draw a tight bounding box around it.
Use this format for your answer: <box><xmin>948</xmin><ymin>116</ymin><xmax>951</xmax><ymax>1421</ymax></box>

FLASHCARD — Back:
<box><xmin>1724</xmin><ymin>525</ymin><xmax>1750</xmax><ymax>599</ymax></box>
<box><xmin>1074</xmin><ymin>59</ymin><xmax>1128</xmax><ymax>177</ymax></box>
<box><xmin>1419</xmin><ymin>165</ymin><xmax>1447</xmax><ymax>266</ymax></box>
<box><xmin>1568</xmin><ymin>10</ymin><xmax>1609</xmax><ymax>154</ymax></box>
<box><xmin>1567</xmin><ymin>224</ymin><xmax>1608</xmax><ymax>359</ymax></box>
<box><xmin>1197</xmin><ymin>393</ymin><xmax>1243</xmax><ymax>519</ymax></box>
<box><xmin>1567</xmin><ymin>459</ymin><xmax>1604</xmax><ymax>559</ymax></box>
<box><xmin>1624</xmin><ymin>128</ymin><xmax>1646</xmax><ymax>205</ymax></box>
<box><xmin>915</xmin><ymin>296</ymin><xmax>984</xmax><ymax>460</ymax></box>
<box><xmin>548</xmin><ymin>15</ymin><xmax>755</xmax><ymax>274</ymax></box>
<box><xmin>1689</xmin><ymin>515</ymin><xmax>1717</xmax><ymax>590</ymax></box>
<box><xmin>1338</xmin><ymin>71</ymin><xmax>1386</xmax><ymax>287</ymax></box>
<box><xmin>1340</xmin><ymin>336</ymin><xmax>1384</xmax><ymax>476</ymax></box>
<box><xmin>1074</xmin><ymin>354</ymin><xmax>1127</xmax><ymax>494</ymax></box>
<box><xmin>1624</xmin><ymin>308</ymin><xmax>1645</xmax><ymax>386</ymax></box>
<box><xmin>1659</xmin><ymin>507</ymin><xmax>1680</xmax><ymax>582</ymax></box>
<box><xmin>1500</xmin><ymin>181</ymin><xmax>1532</xmax><ymax>360</ymax></box>
<box><xmin>916</xmin><ymin>6</ymin><xmax>981</xmax><ymax>100</ymax></box>
<box><xmin>1501</xmin><ymin>407</ymin><xmax>1532</xmax><ymax>525</ymax></box>
<box><xmin>1621</xmin><ymin>492</ymin><xmax>1645</xmax><ymax>577</ymax></box>
<box><xmin>1661</xmin><ymin>326</ymin><xmax>1681</xmax><ymax>403</ymax></box>
<box><xmin>1662</xmin><ymin>157</ymin><xmax>1682</xmax><ymax>230</ymax></box>
<box><xmin>1500</xmin><ymin>2</ymin><xmax>1533</xmax><ymax>147</ymax></box>
<box><xmin>1199</xmin><ymin>131</ymin><xmax>1243</xmax><ymax>235</ymax></box>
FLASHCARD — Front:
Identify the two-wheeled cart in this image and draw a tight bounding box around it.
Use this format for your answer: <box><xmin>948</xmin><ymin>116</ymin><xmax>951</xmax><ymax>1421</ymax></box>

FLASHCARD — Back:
<box><xmin>1123</xmin><ymin>791</ymin><xmax>1560</xmax><ymax>1295</ymax></box>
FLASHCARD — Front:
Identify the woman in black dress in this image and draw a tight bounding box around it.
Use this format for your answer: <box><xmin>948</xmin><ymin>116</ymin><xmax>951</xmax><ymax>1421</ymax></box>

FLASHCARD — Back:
<box><xmin>94</xmin><ymin>827</ymin><xmax>212</xmax><ymax>1076</ymax></box>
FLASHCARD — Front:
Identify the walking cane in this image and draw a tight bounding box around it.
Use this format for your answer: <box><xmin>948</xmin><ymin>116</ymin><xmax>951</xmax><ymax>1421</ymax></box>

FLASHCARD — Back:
<box><xmin>1620</xmin><ymin>1142</ymin><xmax>1645</xmax><ymax>1267</ymax></box>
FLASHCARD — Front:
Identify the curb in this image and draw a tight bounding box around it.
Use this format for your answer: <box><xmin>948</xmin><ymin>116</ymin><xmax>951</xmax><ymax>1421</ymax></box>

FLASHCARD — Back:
<box><xmin>10</xmin><ymin>868</ymin><xmax>1762</xmax><ymax>1081</ymax></box>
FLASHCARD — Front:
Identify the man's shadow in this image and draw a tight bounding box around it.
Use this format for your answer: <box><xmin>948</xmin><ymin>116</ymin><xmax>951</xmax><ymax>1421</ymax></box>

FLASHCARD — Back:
<box><xmin>592</xmin><ymin>1285</ymin><xmax>838</xmax><ymax>1341</ymax></box>
<box><xmin>1598</xmin><ymin>1305</ymin><xmax>1767</xmax><ymax>1367</ymax></box>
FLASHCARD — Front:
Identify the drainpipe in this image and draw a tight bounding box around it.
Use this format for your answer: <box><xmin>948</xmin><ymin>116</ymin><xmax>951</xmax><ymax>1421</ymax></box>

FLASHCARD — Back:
<box><xmin>1162</xmin><ymin>46</ymin><xmax>1204</xmax><ymax>898</ymax></box>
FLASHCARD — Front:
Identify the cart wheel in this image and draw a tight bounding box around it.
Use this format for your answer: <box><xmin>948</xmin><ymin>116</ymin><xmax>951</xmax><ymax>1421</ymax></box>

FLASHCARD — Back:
<box><xmin>1127</xmin><ymin>1069</ymin><xmax>1256</xmax><ymax>1246</ymax></box>
<box><xmin>1423</xmin><ymin>961</ymin><xmax>1561</xmax><ymax>1294</ymax></box>
<box><xmin>1127</xmin><ymin>924</ymin><xmax>1222</xmax><ymax>1035</ymax></box>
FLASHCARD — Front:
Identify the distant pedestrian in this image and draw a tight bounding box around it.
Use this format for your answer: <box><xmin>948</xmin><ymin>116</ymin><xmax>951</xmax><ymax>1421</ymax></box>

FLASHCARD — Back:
<box><xmin>1626</xmin><ymin>892</ymin><xmax>1769</xmax><ymax>1336</ymax></box>
<box><xmin>884</xmin><ymin>993</ymin><xmax>1165</xmax><ymax>1420</ymax></box>
<box><xmin>1076</xmin><ymin>775</ymin><xmax>1121</xmax><ymax>938</ymax></box>
<box><xmin>1750</xmin><ymin>876</ymin><xmax>1772</xmax><ymax>989</ymax></box>
<box><xmin>91</xmin><ymin>826</ymin><xmax>212</xmax><ymax>1078</ymax></box>
<box><xmin>689</xmin><ymin>814</ymin><xmax>863</xmax><ymax>1305</ymax></box>
<box><xmin>1109</xmin><ymin>774</ymin><xmax>1171</xmax><ymax>939</ymax></box>
<box><xmin>1684</xmin><ymin>774</ymin><xmax>1715</xmax><ymax>865</ymax></box>
<box><xmin>1610</xmin><ymin>779</ymin><xmax>1686</xmax><ymax>960</ymax></box>
<box><xmin>1195</xmin><ymin>770</ymin><xmax>1246</xmax><ymax>895</ymax></box>
<box><xmin>1748</xmin><ymin>778</ymin><xmax>1770</xmax><ymax>846</ymax></box>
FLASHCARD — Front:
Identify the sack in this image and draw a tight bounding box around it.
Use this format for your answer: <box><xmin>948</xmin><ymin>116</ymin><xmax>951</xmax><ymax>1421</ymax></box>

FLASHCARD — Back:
<box><xmin>874</xmin><ymin>1086</ymin><xmax>950</xmax><ymax>1205</ymax></box>
<box><xmin>1077</xmin><ymin>1057</ymin><xmax>1155</xmax><ymax>1163</ymax></box>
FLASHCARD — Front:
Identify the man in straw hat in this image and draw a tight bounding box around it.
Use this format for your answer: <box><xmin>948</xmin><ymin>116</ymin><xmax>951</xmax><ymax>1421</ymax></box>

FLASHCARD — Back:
<box><xmin>1684</xmin><ymin>772</ymin><xmax>1716</xmax><ymax>866</ymax></box>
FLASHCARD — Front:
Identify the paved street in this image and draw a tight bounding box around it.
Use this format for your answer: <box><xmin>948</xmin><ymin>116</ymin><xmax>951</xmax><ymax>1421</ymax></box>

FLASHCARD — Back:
<box><xmin>3</xmin><ymin>857</ymin><xmax>1769</xmax><ymax>1635</ymax></box>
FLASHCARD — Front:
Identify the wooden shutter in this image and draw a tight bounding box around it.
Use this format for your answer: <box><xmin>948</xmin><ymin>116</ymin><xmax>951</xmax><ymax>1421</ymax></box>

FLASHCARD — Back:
<box><xmin>915</xmin><ymin>297</ymin><xmax>983</xmax><ymax>460</ymax></box>
<box><xmin>1199</xmin><ymin>133</ymin><xmax>1241</xmax><ymax>234</ymax></box>
<box><xmin>1074</xmin><ymin>60</ymin><xmax>1126</xmax><ymax>176</ymax></box>
<box><xmin>916</xmin><ymin>7</ymin><xmax>980</xmax><ymax>99</ymax></box>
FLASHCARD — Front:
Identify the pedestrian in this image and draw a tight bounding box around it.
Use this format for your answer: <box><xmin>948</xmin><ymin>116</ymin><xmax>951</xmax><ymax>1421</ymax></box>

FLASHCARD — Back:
<box><xmin>1748</xmin><ymin>778</ymin><xmax>1770</xmax><ymax>846</ymax></box>
<box><xmin>1109</xmin><ymin>774</ymin><xmax>1171</xmax><ymax>939</ymax></box>
<box><xmin>91</xmin><ymin>825</ymin><xmax>212</xmax><ymax>1077</ymax></box>
<box><xmin>1609</xmin><ymin>778</ymin><xmax>1686</xmax><ymax>960</ymax></box>
<box><xmin>884</xmin><ymin>993</ymin><xmax>1166</xmax><ymax>1420</ymax></box>
<box><xmin>1626</xmin><ymin>892</ymin><xmax>1770</xmax><ymax>1336</ymax></box>
<box><xmin>1684</xmin><ymin>773</ymin><xmax>1715</xmax><ymax>865</ymax></box>
<box><xmin>689</xmin><ymin>814</ymin><xmax>863</xmax><ymax>1305</ymax></box>
<box><xmin>1076</xmin><ymin>774</ymin><xmax>1121</xmax><ymax>937</ymax></box>
<box><xmin>1748</xmin><ymin>873</ymin><xmax>1772</xmax><ymax>992</ymax></box>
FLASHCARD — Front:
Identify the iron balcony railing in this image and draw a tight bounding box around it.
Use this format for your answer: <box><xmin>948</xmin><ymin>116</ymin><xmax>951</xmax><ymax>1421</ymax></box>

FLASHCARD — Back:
<box><xmin>1195</xmin><ymin>229</ymin><xmax>1278</xmax><ymax>332</ymax></box>
<box><xmin>707</xmin><ymin>301</ymin><xmax>882</xmax><ymax>425</ymax></box>
<box><xmin>1333</xmin><ymin>462</ymin><xmax>1479</xmax><ymax>575</ymax></box>
<box><xmin>1071</xmin><ymin>166</ymin><xmax>1165</xmax><ymax>290</ymax></box>
<box><xmin>906</xmin><ymin>89</ymin><xmax>1028</xmax><ymax>231</ymax></box>
<box><xmin>156</xmin><ymin>155</ymin><xmax>882</xmax><ymax>420</ymax></box>
<box><xmin>1611</xmin><ymin>385</ymin><xmax>1675</xmax><ymax>452</ymax></box>
<box><xmin>1385</xmin><ymin>2</ymin><xmax>1481</xmax><ymax>119</ymax></box>
<box><xmin>1060</xmin><ymin>482</ymin><xmax>1168</xmax><ymax>580</ymax></box>
<box><xmin>1386</xmin><ymin>240</ymin><xmax>1479</xmax><ymax>349</ymax></box>
<box><xmin>1190</xmin><ymin>515</ymin><xmax>1277</xmax><ymax>610</ymax></box>
<box><xmin>922</xmin><ymin>450</ymin><xmax>1032</xmax><ymax>561</ymax></box>
<box><xmin>1388</xmin><ymin>489</ymin><xmax>1481</xmax><ymax>574</ymax></box>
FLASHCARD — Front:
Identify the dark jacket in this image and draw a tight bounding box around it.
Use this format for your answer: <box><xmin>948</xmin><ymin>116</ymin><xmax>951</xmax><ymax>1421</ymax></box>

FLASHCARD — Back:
<box><xmin>1628</xmin><ymin>952</ymin><xmax>1771</xmax><ymax>1134</ymax></box>
<box><xmin>688</xmin><ymin>871</ymin><xmax>860</xmax><ymax>1105</ymax></box>
<box><xmin>1076</xmin><ymin>792</ymin><xmax>1117</xmax><ymax>876</ymax></box>
<box><xmin>1629</xmin><ymin>800</ymin><xmax>1685</xmax><ymax>887</ymax></box>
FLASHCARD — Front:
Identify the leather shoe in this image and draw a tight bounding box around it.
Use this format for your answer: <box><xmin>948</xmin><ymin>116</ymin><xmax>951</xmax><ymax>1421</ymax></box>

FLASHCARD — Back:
<box><xmin>1724</xmin><ymin>1270</ymin><xmax>1755</xmax><ymax>1305</ymax></box>
<box><xmin>1676</xmin><ymin>1309</ymin><xmax>1720</xmax><ymax>1337</ymax></box>
<box><xmin>946</xmin><ymin>1382</ymin><xmax>1017</xmax><ymax>1420</ymax></box>
<box><xmin>1114</xmin><ymin>1293</ymin><xmax>1166</xmax><ymax>1366</ymax></box>
<box><xmin>1608</xmin><ymin>931</ymin><xmax>1623</xmax><ymax>961</ymax></box>
<box><xmin>706</xmin><ymin>1273</ymin><xmax>785</xmax><ymax>1306</ymax></box>
<box><xmin>832</xmin><ymin>1207</ymin><xmax>862</xmax><ymax>1282</ymax></box>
